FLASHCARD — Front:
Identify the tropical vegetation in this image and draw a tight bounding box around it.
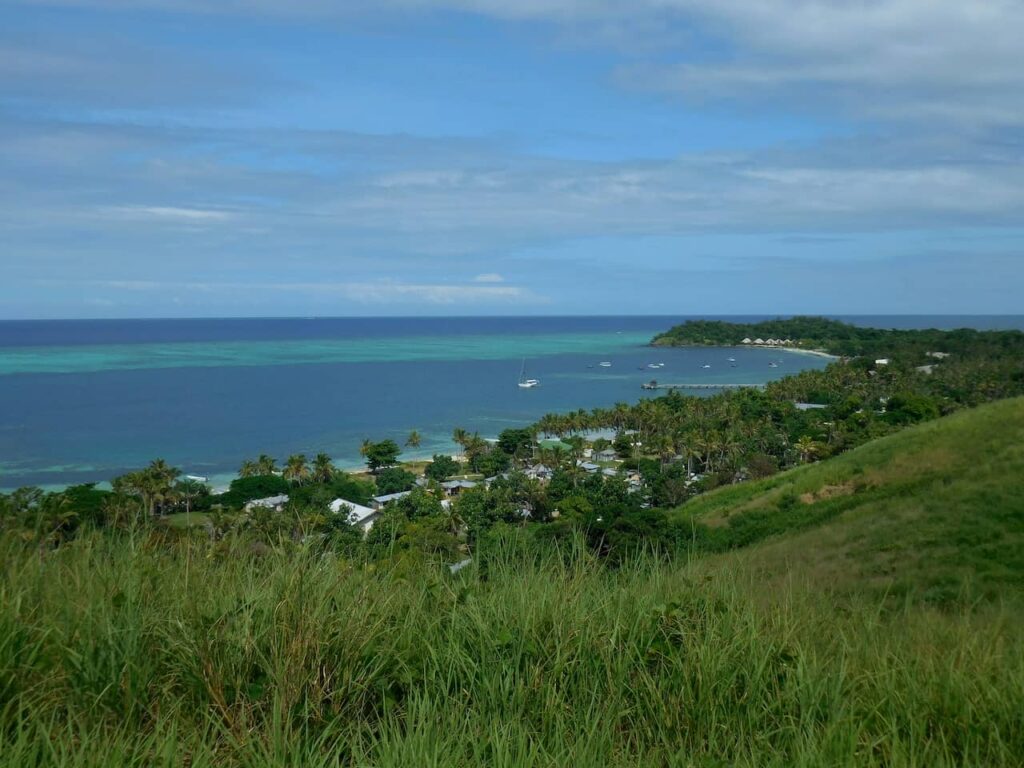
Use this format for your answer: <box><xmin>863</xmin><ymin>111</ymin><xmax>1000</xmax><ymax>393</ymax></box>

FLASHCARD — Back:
<box><xmin>3</xmin><ymin>318</ymin><xmax>1024</xmax><ymax>764</ymax></box>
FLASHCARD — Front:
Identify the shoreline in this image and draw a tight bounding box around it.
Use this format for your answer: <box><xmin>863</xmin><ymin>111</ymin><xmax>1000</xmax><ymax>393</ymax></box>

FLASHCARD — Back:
<box><xmin>776</xmin><ymin>346</ymin><xmax>839</xmax><ymax>360</ymax></box>
<box><xmin>651</xmin><ymin>340</ymin><xmax>840</xmax><ymax>361</ymax></box>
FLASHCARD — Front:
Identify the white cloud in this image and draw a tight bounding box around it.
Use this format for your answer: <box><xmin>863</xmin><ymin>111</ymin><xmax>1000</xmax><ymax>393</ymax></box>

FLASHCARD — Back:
<box><xmin>102</xmin><ymin>205</ymin><xmax>232</xmax><ymax>221</ymax></box>
<box><xmin>19</xmin><ymin>0</ymin><xmax>1021</xmax><ymax>126</ymax></box>
<box><xmin>67</xmin><ymin>277</ymin><xmax>542</xmax><ymax>306</ymax></box>
<box><xmin>281</xmin><ymin>280</ymin><xmax>534</xmax><ymax>305</ymax></box>
<box><xmin>472</xmin><ymin>273</ymin><xmax>504</xmax><ymax>283</ymax></box>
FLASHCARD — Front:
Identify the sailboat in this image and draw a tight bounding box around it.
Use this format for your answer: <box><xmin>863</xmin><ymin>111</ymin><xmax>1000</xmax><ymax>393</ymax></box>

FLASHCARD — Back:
<box><xmin>518</xmin><ymin>359</ymin><xmax>540</xmax><ymax>388</ymax></box>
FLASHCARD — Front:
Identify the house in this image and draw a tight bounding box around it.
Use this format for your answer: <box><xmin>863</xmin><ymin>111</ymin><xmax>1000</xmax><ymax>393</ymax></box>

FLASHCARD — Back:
<box><xmin>927</xmin><ymin>351</ymin><xmax>951</xmax><ymax>359</ymax></box>
<box><xmin>525</xmin><ymin>463</ymin><xmax>553</xmax><ymax>481</ymax></box>
<box><xmin>441</xmin><ymin>479</ymin><xmax>477</xmax><ymax>497</ymax></box>
<box><xmin>538</xmin><ymin>438</ymin><xmax>573</xmax><ymax>452</ymax></box>
<box><xmin>754</xmin><ymin>338</ymin><xmax>765</xmax><ymax>345</ymax></box>
<box><xmin>594</xmin><ymin>448</ymin><xmax>618</xmax><ymax>461</ymax></box>
<box><xmin>244</xmin><ymin>494</ymin><xmax>288</xmax><ymax>512</ymax></box>
<box><xmin>329</xmin><ymin>498</ymin><xmax>379</xmax><ymax>530</ymax></box>
<box><xmin>916</xmin><ymin>364</ymin><xmax>936</xmax><ymax>375</ymax></box>
<box><xmin>601</xmin><ymin>467</ymin><xmax>619</xmax><ymax>478</ymax></box>
<box><xmin>875</xmin><ymin>358</ymin><xmax>890</xmax><ymax>366</ymax></box>
<box><xmin>794</xmin><ymin>402</ymin><xmax>828</xmax><ymax>411</ymax></box>
<box><xmin>741</xmin><ymin>337</ymin><xmax>753</xmax><ymax>344</ymax></box>
<box><xmin>577</xmin><ymin>461</ymin><xmax>601</xmax><ymax>473</ymax></box>
<box><xmin>371</xmin><ymin>490</ymin><xmax>412</xmax><ymax>508</ymax></box>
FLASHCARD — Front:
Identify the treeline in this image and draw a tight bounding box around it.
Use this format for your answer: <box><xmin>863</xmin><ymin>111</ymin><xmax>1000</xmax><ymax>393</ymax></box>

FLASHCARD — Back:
<box><xmin>652</xmin><ymin>315</ymin><xmax>1024</xmax><ymax>358</ymax></box>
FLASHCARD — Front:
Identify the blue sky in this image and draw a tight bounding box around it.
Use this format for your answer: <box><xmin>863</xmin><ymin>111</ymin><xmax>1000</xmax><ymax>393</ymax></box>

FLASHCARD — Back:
<box><xmin>1</xmin><ymin>0</ymin><xmax>1023</xmax><ymax>318</ymax></box>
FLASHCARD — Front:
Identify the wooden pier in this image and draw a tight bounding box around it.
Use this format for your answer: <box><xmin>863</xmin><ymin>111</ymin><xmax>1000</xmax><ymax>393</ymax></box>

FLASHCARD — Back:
<box><xmin>641</xmin><ymin>382</ymin><xmax>764</xmax><ymax>391</ymax></box>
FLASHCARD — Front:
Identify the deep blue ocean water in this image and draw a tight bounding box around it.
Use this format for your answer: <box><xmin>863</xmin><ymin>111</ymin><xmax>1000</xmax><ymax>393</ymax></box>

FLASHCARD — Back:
<box><xmin>1</xmin><ymin>315</ymin><xmax>1021</xmax><ymax>490</ymax></box>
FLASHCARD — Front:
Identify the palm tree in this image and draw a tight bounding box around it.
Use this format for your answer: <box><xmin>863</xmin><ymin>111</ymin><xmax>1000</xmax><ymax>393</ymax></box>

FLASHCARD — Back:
<box><xmin>451</xmin><ymin>427</ymin><xmax>469</xmax><ymax>449</ymax></box>
<box><xmin>255</xmin><ymin>454</ymin><xmax>277</xmax><ymax>475</ymax></box>
<box><xmin>239</xmin><ymin>459</ymin><xmax>260</xmax><ymax>478</ymax></box>
<box><xmin>147</xmin><ymin>458</ymin><xmax>180</xmax><ymax>488</ymax></box>
<box><xmin>145</xmin><ymin>460</ymin><xmax>180</xmax><ymax>516</ymax></box>
<box><xmin>406</xmin><ymin>430</ymin><xmax>422</xmax><ymax>449</ymax></box>
<box><xmin>312</xmin><ymin>453</ymin><xmax>335</xmax><ymax>484</ymax></box>
<box><xmin>794</xmin><ymin>436</ymin><xmax>820</xmax><ymax>464</ymax></box>
<box><xmin>283</xmin><ymin>454</ymin><xmax>310</xmax><ymax>484</ymax></box>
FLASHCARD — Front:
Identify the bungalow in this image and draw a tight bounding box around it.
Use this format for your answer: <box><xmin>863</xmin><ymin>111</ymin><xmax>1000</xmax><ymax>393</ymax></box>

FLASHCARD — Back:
<box><xmin>601</xmin><ymin>467</ymin><xmax>619</xmax><ymax>478</ymax></box>
<box><xmin>927</xmin><ymin>351</ymin><xmax>951</xmax><ymax>359</ymax></box>
<box><xmin>794</xmin><ymin>402</ymin><xmax>828</xmax><ymax>411</ymax></box>
<box><xmin>329</xmin><ymin>498</ymin><xmax>379</xmax><ymax>530</ymax></box>
<box><xmin>441</xmin><ymin>479</ymin><xmax>477</xmax><ymax>497</ymax></box>
<box><xmin>594</xmin><ymin>448</ymin><xmax>618</xmax><ymax>461</ymax></box>
<box><xmin>577</xmin><ymin>461</ymin><xmax>601</xmax><ymax>473</ymax></box>
<box><xmin>244</xmin><ymin>494</ymin><xmax>288</xmax><ymax>512</ymax></box>
<box><xmin>525</xmin><ymin>463</ymin><xmax>553</xmax><ymax>481</ymax></box>
<box><xmin>741</xmin><ymin>337</ymin><xmax>753</xmax><ymax>344</ymax></box>
<box><xmin>875</xmin><ymin>358</ymin><xmax>890</xmax><ymax>366</ymax></box>
<box><xmin>371</xmin><ymin>490</ymin><xmax>412</xmax><ymax>509</ymax></box>
<box><xmin>754</xmin><ymin>338</ymin><xmax>765</xmax><ymax>345</ymax></box>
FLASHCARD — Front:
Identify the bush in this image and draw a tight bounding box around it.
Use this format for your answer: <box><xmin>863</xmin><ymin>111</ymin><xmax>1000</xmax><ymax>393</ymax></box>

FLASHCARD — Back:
<box><xmin>425</xmin><ymin>454</ymin><xmax>460</xmax><ymax>481</ymax></box>
<box><xmin>375</xmin><ymin>467</ymin><xmax>417</xmax><ymax>495</ymax></box>
<box><xmin>215</xmin><ymin>475</ymin><xmax>289</xmax><ymax>508</ymax></box>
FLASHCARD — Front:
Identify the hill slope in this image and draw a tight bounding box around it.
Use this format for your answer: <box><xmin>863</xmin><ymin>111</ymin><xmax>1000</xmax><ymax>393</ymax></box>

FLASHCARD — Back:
<box><xmin>677</xmin><ymin>397</ymin><xmax>1024</xmax><ymax>601</ymax></box>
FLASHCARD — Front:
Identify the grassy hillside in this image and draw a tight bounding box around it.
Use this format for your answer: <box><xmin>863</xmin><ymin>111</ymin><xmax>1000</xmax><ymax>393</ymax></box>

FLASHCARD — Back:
<box><xmin>2</xmin><ymin>534</ymin><xmax>1024</xmax><ymax>767</ymax></box>
<box><xmin>3</xmin><ymin>403</ymin><xmax>1024</xmax><ymax>764</ymax></box>
<box><xmin>676</xmin><ymin>397</ymin><xmax>1024</xmax><ymax>602</ymax></box>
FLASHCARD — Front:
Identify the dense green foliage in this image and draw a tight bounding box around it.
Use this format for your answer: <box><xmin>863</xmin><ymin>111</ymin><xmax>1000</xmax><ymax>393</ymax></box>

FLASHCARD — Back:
<box><xmin>653</xmin><ymin>315</ymin><xmax>1024</xmax><ymax>359</ymax></box>
<box><xmin>361</xmin><ymin>439</ymin><xmax>402</xmax><ymax>472</ymax></box>
<box><xmin>374</xmin><ymin>467</ymin><xmax>418</xmax><ymax>495</ymax></box>
<box><xmin>424</xmin><ymin>454</ymin><xmax>460</xmax><ymax>481</ymax></box>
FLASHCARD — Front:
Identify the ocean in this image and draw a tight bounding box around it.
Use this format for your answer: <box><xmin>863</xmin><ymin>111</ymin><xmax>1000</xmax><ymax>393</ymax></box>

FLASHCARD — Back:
<box><xmin>1</xmin><ymin>315</ymin><xmax>1021</xmax><ymax>491</ymax></box>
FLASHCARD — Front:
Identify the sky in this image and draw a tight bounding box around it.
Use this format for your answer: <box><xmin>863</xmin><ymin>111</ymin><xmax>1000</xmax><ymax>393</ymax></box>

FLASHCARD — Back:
<box><xmin>1</xmin><ymin>0</ymin><xmax>1023</xmax><ymax>318</ymax></box>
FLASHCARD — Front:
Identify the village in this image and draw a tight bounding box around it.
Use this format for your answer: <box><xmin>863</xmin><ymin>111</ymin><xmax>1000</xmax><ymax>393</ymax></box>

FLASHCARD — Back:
<box><xmin>240</xmin><ymin>434</ymin><xmax>668</xmax><ymax>535</ymax></box>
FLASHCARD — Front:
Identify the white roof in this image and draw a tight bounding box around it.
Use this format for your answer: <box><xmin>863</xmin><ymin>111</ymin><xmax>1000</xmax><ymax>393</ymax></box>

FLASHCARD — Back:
<box><xmin>245</xmin><ymin>494</ymin><xmax>288</xmax><ymax>509</ymax></box>
<box><xmin>373</xmin><ymin>490</ymin><xmax>412</xmax><ymax>504</ymax></box>
<box><xmin>330</xmin><ymin>498</ymin><xmax>379</xmax><ymax>527</ymax></box>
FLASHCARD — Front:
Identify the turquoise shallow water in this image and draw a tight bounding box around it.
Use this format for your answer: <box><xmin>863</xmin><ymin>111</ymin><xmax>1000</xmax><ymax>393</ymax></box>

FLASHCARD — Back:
<box><xmin>0</xmin><ymin>331</ymin><xmax>654</xmax><ymax>376</ymax></box>
<box><xmin>3</xmin><ymin>315</ymin><xmax>1017</xmax><ymax>491</ymax></box>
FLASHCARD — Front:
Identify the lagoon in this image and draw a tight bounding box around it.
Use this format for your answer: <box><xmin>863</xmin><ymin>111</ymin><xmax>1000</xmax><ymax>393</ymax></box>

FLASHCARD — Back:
<box><xmin>1</xmin><ymin>315</ymin><xmax>1019</xmax><ymax>490</ymax></box>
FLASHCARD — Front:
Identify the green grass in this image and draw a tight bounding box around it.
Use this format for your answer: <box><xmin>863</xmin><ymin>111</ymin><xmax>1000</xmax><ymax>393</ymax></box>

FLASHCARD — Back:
<box><xmin>4</xmin><ymin>401</ymin><xmax>1024</xmax><ymax>764</ymax></box>
<box><xmin>2</xmin><ymin>533</ymin><xmax>1024</xmax><ymax>766</ymax></box>
<box><xmin>674</xmin><ymin>397</ymin><xmax>1024</xmax><ymax>601</ymax></box>
<box><xmin>162</xmin><ymin>512</ymin><xmax>213</xmax><ymax>529</ymax></box>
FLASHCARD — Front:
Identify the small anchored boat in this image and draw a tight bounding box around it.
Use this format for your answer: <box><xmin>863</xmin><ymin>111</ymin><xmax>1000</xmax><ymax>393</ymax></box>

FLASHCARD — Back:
<box><xmin>518</xmin><ymin>358</ymin><xmax>540</xmax><ymax>388</ymax></box>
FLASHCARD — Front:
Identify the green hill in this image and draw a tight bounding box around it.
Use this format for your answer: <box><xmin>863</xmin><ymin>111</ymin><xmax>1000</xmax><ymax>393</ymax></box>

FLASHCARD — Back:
<box><xmin>677</xmin><ymin>397</ymin><xmax>1024</xmax><ymax>602</ymax></box>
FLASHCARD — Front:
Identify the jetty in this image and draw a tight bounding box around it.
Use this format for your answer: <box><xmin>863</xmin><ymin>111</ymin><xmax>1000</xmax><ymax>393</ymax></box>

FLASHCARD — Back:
<box><xmin>641</xmin><ymin>382</ymin><xmax>764</xmax><ymax>391</ymax></box>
